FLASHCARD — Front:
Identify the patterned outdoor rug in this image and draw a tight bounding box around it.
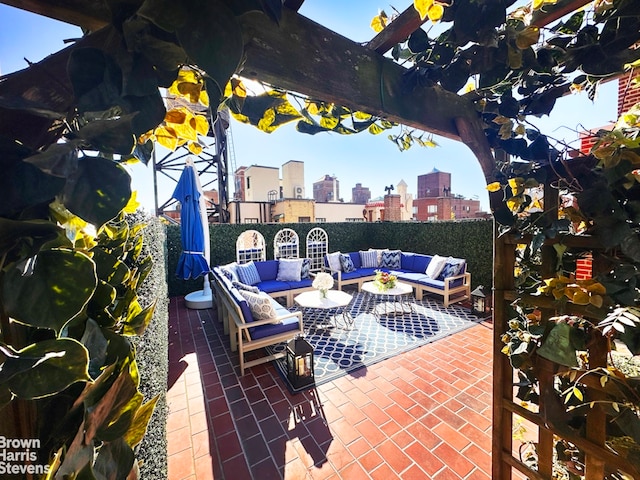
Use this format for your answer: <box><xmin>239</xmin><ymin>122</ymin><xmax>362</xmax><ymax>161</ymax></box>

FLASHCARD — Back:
<box><xmin>267</xmin><ymin>291</ymin><xmax>482</xmax><ymax>394</ymax></box>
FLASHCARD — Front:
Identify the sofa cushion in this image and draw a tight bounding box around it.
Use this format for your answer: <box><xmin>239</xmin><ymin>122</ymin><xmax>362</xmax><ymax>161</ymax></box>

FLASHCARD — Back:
<box><xmin>230</xmin><ymin>288</ymin><xmax>254</xmax><ymax>323</ymax></box>
<box><xmin>220</xmin><ymin>262</ymin><xmax>240</xmax><ymax>282</ymax></box>
<box><xmin>254</xmin><ymin>260</ymin><xmax>279</xmax><ymax>281</ymax></box>
<box><xmin>437</xmin><ymin>258</ymin><xmax>465</xmax><ymax>280</ymax></box>
<box><xmin>286</xmin><ymin>278</ymin><xmax>314</xmax><ymax>290</ymax></box>
<box><xmin>256</xmin><ymin>279</ymin><xmax>290</xmax><ymax>294</ymax></box>
<box><xmin>326</xmin><ymin>252</ymin><xmax>342</xmax><ymax>272</ymax></box>
<box><xmin>412</xmin><ymin>254</ymin><xmax>431</xmax><ymax>273</ymax></box>
<box><xmin>348</xmin><ymin>252</ymin><xmax>362</xmax><ymax>269</ymax></box>
<box><xmin>236</xmin><ymin>261</ymin><xmax>261</xmax><ymax>285</ymax></box>
<box><xmin>249</xmin><ymin>314</ymin><xmax>300</xmax><ymax>340</ymax></box>
<box><xmin>380</xmin><ymin>250</ymin><xmax>401</xmax><ymax>269</ymax></box>
<box><xmin>339</xmin><ymin>267</ymin><xmax>378</xmax><ymax>281</ymax></box>
<box><xmin>425</xmin><ymin>254</ymin><xmax>448</xmax><ymax>279</ymax></box>
<box><xmin>276</xmin><ymin>258</ymin><xmax>303</xmax><ymax>282</ymax></box>
<box><xmin>340</xmin><ymin>254</ymin><xmax>356</xmax><ymax>273</ymax></box>
<box><xmin>400</xmin><ymin>253</ymin><xmax>415</xmax><ymax>271</ymax></box>
<box><xmin>239</xmin><ymin>290</ymin><xmax>279</xmax><ymax>321</ymax></box>
<box><xmin>359</xmin><ymin>250</ymin><xmax>378</xmax><ymax>268</ymax></box>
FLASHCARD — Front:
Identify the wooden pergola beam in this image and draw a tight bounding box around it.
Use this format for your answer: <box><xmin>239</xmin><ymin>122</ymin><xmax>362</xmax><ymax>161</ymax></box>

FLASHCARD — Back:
<box><xmin>367</xmin><ymin>6</ymin><xmax>427</xmax><ymax>55</ymax></box>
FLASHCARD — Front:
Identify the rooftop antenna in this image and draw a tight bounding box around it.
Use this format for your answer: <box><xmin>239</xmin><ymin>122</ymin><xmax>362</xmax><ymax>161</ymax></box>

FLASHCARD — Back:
<box><xmin>385</xmin><ymin>184</ymin><xmax>395</xmax><ymax>195</ymax></box>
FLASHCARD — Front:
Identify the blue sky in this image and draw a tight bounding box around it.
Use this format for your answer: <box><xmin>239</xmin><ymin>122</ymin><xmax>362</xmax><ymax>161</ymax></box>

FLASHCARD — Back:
<box><xmin>0</xmin><ymin>1</ymin><xmax>619</xmax><ymax>213</ymax></box>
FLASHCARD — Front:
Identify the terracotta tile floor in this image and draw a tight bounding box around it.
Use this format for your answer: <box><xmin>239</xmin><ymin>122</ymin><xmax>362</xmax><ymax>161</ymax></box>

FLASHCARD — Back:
<box><xmin>167</xmin><ymin>296</ymin><xmax>495</xmax><ymax>480</ymax></box>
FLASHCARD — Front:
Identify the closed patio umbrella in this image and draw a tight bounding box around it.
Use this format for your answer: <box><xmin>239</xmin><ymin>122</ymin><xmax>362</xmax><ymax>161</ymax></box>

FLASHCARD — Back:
<box><xmin>173</xmin><ymin>157</ymin><xmax>212</xmax><ymax>309</ymax></box>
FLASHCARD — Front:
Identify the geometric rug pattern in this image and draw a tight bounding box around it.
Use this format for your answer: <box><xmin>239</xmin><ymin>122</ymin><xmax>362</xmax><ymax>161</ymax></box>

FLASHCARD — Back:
<box><xmin>267</xmin><ymin>291</ymin><xmax>482</xmax><ymax>393</ymax></box>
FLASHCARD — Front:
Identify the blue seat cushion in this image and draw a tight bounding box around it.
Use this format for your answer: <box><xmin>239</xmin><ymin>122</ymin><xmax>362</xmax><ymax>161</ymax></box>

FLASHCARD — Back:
<box><xmin>255</xmin><ymin>260</ymin><xmax>279</xmax><ymax>281</ymax></box>
<box><xmin>396</xmin><ymin>272</ymin><xmax>430</xmax><ymax>283</ymax></box>
<box><xmin>256</xmin><ymin>279</ymin><xmax>290</xmax><ymax>294</ymax></box>
<box><xmin>249</xmin><ymin>314</ymin><xmax>300</xmax><ymax>339</ymax></box>
<box><xmin>286</xmin><ymin>279</ymin><xmax>314</xmax><ymax>289</ymax></box>
<box><xmin>338</xmin><ymin>267</ymin><xmax>378</xmax><ymax>280</ymax></box>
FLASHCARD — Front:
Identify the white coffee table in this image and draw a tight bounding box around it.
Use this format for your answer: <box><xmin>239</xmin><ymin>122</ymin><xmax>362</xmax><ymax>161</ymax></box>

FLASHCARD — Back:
<box><xmin>361</xmin><ymin>281</ymin><xmax>414</xmax><ymax>318</ymax></box>
<box><xmin>294</xmin><ymin>289</ymin><xmax>354</xmax><ymax>329</ymax></box>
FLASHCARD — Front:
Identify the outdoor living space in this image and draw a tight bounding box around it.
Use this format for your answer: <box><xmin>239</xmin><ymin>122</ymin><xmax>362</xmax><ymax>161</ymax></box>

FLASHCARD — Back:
<box><xmin>167</xmin><ymin>295</ymin><xmax>497</xmax><ymax>479</ymax></box>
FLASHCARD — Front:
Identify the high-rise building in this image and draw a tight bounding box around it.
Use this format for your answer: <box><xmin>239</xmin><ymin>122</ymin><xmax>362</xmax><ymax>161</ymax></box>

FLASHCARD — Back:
<box><xmin>313</xmin><ymin>175</ymin><xmax>340</xmax><ymax>202</ymax></box>
<box><xmin>413</xmin><ymin>169</ymin><xmax>481</xmax><ymax>221</ymax></box>
<box><xmin>351</xmin><ymin>183</ymin><xmax>371</xmax><ymax>204</ymax></box>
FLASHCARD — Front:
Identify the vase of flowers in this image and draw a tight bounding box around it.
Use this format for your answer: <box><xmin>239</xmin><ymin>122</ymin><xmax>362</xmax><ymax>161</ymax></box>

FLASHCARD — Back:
<box><xmin>312</xmin><ymin>272</ymin><xmax>334</xmax><ymax>299</ymax></box>
<box><xmin>374</xmin><ymin>270</ymin><xmax>397</xmax><ymax>291</ymax></box>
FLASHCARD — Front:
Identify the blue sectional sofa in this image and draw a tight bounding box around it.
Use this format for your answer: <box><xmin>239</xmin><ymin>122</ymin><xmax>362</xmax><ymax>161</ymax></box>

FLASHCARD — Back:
<box><xmin>211</xmin><ymin>266</ymin><xmax>303</xmax><ymax>375</ymax></box>
<box><xmin>325</xmin><ymin>251</ymin><xmax>471</xmax><ymax>307</ymax></box>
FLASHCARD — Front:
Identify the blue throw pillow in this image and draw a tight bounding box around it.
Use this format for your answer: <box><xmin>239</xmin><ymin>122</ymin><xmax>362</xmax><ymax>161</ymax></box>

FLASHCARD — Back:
<box><xmin>232</xmin><ymin>281</ymin><xmax>260</xmax><ymax>294</ymax></box>
<box><xmin>437</xmin><ymin>258</ymin><xmax>464</xmax><ymax>280</ymax></box>
<box><xmin>340</xmin><ymin>254</ymin><xmax>356</xmax><ymax>273</ymax></box>
<box><xmin>380</xmin><ymin>250</ymin><xmax>401</xmax><ymax>269</ymax></box>
<box><xmin>276</xmin><ymin>258</ymin><xmax>303</xmax><ymax>282</ymax></box>
<box><xmin>300</xmin><ymin>258</ymin><xmax>311</xmax><ymax>279</ymax></box>
<box><xmin>236</xmin><ymin>261</ymin><xmax>261</xmax><ymax>286</ymax></box>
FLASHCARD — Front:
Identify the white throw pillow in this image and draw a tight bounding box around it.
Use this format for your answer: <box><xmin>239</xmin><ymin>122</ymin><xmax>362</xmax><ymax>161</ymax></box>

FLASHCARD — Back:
<box><xmin>239</xmin><ymin>290</ymin><xmax>278</xmax><ymax>321</ymax></box>
<box><xmin>359</xmin><ymin>250</ymin><xmax>378</xmax><ymax>268</ymax></box>
<box><xmin>425</xmin><ymin>254</ymin><xmax>448</xmax><ymax>279</ymax></box>
<box><xmin>326</xmin><ymin>251</ymin><xmax>342</xmax><ymax>272</ymax></box>
<box><xmin>276</xmin><ymin>258</ymin><xmax>303</xmax><ymax>282</ymax></box>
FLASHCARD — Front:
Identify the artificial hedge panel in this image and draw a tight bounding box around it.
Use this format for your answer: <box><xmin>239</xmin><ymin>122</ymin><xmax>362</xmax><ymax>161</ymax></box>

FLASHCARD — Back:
<box><xmin>168</xmin><ymin>220</ymin><xmax>494</xmax><ymax>297</ymax></box>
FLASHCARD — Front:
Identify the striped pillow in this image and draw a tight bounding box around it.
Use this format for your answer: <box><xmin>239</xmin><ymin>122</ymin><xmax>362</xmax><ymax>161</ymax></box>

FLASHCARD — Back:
<box><xmin>236</xmin><ymin>261</ymin><xmax>261</xmax><ymax>286</ymax></box>
<box><xmin>359</xmin><ymin>250</ymin><xmax>378</xmax><ymax>268</ymax></box>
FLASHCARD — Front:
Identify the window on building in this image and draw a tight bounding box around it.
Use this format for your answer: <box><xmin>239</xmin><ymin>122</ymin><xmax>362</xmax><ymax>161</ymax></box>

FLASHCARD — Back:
<box><xmin>346</xmin><ymin>218</ymin><xmax>365</xmax><ymax>222</ymax></box>
<box><xmin>246</xmin><ymin>177</ymin><xmax>251</xmax><ymax>188</ymax></box>
<box><xmin>298</xmin><ymin>217</ymin><xmax>311</xmax><ymax>223</ymax></box>
<box><xmin>315</xmin><ymin>218</ymin><xmax>326</xmax><ymax>223</ymax></box>
<box><xmin>428</xmin><ymin>205</ymin><xmax>437</xmax><ymax>213</ymax></box>
<box><xmin>244</xmin><ymin>218</ymin><xmax>258</xmax><ymax>223</ymax></box>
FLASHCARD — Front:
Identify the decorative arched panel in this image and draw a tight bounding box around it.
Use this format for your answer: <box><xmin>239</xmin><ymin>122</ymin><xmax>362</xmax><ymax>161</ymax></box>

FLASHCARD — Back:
<box><xmin>305</xmin><ymin>227</ymin><xmax>328</xmax><ymax>272</ymax></box>
<box><xmin>236</xmin><ymin>230</ymin><xmax>266</xmax><ymax>264</ymax></box>
<box><xmin>273</xmin><ymin>228</ymin><xmax>299</xmax><ymax>259</ymax></box>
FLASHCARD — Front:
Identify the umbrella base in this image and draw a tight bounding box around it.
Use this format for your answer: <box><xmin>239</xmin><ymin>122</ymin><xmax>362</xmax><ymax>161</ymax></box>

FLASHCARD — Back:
<box><xmin>185</xmin><ymin>290</ymin><xmax>213</xmax><ymax>310</ymax></box>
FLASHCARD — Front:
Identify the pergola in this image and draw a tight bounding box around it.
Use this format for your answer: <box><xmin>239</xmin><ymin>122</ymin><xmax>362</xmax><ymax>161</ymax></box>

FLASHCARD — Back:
<box><xmin>1</xmin><ymin>1</ymin><xmax>637</xmax><ymax>478</ymax></box>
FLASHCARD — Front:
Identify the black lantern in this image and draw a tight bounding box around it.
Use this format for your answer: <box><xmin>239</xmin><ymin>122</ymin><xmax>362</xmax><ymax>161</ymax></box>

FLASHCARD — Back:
<box><xmin>471</xmin><ymin>285</ymin><xmax>490</xmax><ymax>317</ymax></box>
<box><xmin>285</xmin><ymin>336</ymin><xmax>315</xmax><ymax>389</ymax></box>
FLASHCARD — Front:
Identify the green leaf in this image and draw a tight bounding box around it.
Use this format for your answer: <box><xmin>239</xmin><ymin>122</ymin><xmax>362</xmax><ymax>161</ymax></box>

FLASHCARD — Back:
<box><xmin>80</xmin><ymin>319</ymin><xmax>109</xmax><ymax>380</ymax></box>
<box><xmin>0</xmin><ymin>218</ymin><xmax>63</xmax><ymax>267</ymax></box>
<box><xmin>136</xmin><ymin>0</ymin><xmax>188</xmax><ymax>31</ymax></box>
<box><xmin>2</xmin><ymin>249</ymin><xmax>97</xmax><ymax>332</ymax></box>
<box><xmin>23</xmin><ymin>142</ymin><xmax>79</xmax><ymax>178</ymax></box>
<box><xmin>123</xmin><ymin>300</ymin><xmax>156</xmax><ymax>336</ymax></box>
<box><xmin>124</xmin><ymin>395</ymin><xmax>159</xmax><ymax>447</ymax></box>
<box><xmin>4</xmin><ymin>339</ymin><xmax>90</xmax><ymax>399</ymax></box>
<box><xmin>93</xmin><ymin>437</ymin><xmax>135</xmax><ymax>480</ymax></box>
<box><xmin>67</xmin><ymin>48</ymin><xmax>123</xmax><ymax>114</ymax></box>
<box><xmin>73</xmin><ymin>115</ymin><xmax>137</xmax><ymax>155</ymax></box>
<box><xmin>97</xmin><ymin>391</ymin><xmax>143</xmax><ymax>442</ymax></box>
<box><xmin>62</xmin><ymin>156</ymin><xmax>132</xmax><ymax>228</ymax></box>
<box><xmin>176</xmin><ymin>0</ymin><xmax>243</xmax><ymax>102</ymax></box>
<box><xmin>91</xmin><ymin>247</ymin><xmax>131</xmax><ymax>286</ymax></box>
<box><xmin>537</xmin><ymin>322</ymin><xmax>578</xmax><ymax>367</ymax></box>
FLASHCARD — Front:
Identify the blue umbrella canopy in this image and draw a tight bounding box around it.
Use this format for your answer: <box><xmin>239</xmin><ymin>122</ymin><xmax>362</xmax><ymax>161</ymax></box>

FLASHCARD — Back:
<box><xmin>172</xmin><ymin>162</ymin><xmax>211</xmax><ymax>280</ymax></box>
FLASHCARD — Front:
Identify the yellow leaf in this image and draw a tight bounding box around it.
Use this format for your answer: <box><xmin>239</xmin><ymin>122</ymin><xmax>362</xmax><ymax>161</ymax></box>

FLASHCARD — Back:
<box><xmin>552</xmin><ymin>287</ymin><xmax>565</xmax><ymax>300</ymax></box>
<box><xmin>515</xmin><ymin>26</ymin><xmax>540</xmax><ymax>50</ymax></box>
<box><xmin>584</xmin><ymin>282</ymin><xmax>606</xmax><ymax>294</ymax></box>
<box><xmin>177</xmin><ymin>81</ymin><xmax>204</xmax><ymax>104</ymax></box>
<box><xmin>188</xmin><ymin>142</ymin><xmax>203</xmax><ymax>155</ymax></box>
<box><xmin>370</xmin><ymin>11</ymin><xmax>388</xmax><ymax>33</ymax></box>
<box><xmin>165</xmin><ymin>108</ymin><xmax>187</xmax><ymax>124</ymax></box>
<box><xmin>172</xmin><ymin>113</ymin><xmax>198</xmax><ymax>141</ymax></box>
<box><xmin>258</xmin><ymin>108</ymin><xmax>276</xmax><ymax>132</ymax></box>
<box><xmin>193</xmin><ymin>115</ymin><xmax>209</xmax><ymax>136</ymax></box>
<box><xmin>612</xmin><ymin>402</ymin><xmax>620</xmax><ymax>412</ymax></box>
<box><xmin>573</xmin><ymin>387</ymin><xmax>583</xmax><ymax>402</ymax></box>
<box><xmin>199</xmin><ymin>89</ymin><xmax>209</xmax><ymax>107</ymax></box>
<box><xmin>123</xmin><ymin>191</ymin><xmax>140</xmax><ymax>214</ymax></box>
<box><xmin>168</xmin><ymin>69</ymin><xmax>198</xmax><ymax>96</ymax></box>
<box><xmin>493</xmin><ymin>115</ymin><xmax>512</xmax><ymax>125</ymax></box>
<box><xmin>486</xmin><ymin>182</ymin><xmax>502</xmax><ymax>192</ymax></box>
<box><xmin>515</xmin><ymin>124</ymin><xmax>526</xmax><ymax>136</ymax></box>
<box><xmin>154</xmin><ymin>126</ymin><xmax>178</xmax><ymax>151</ymax></box>
<box><xmin>572</xmin><ymin>290</ymin><xmax>590</xmax><ymax>305</ymax></box>
<box><xmin>589</xmin><ymin>294</ymin><xmax>603</xmax><ymax>308</ymax></box>
<box><xmin>501</xmin><ymin>345</ymin><xmax>511</xmax><ymax>355</ymax></box>
<box><xmin>424</xmin><ymin>138</ymin><xmax>438</xmax><ymax>148</ymax></box>
<box><xmin>427</xmin><ymin>4</ymin><xmax>444</xmax><ymax>22</ymax></box>
<box><xmin>320</xmin><ymin>115</ymin><xmax>339</xmax><ymax>130</ymax></box>
<box><xmin>414</xmin><ymin>0</ymin><xmax>434</xmax><ymax>21</ymax></box>
<box><xmin>507</xmin><ymin>196</ymin><xmax>523</xmax><ymax>212</ymax></box>
<box><xmin>499</xmin><ymin>122</ymin><xmax>514</xmax><ymax>140</ymax></box>
<box><xmin>368</xmin><ymin>123</ymin><xmax>384</xmax><ymax>135</ymax></box>
<box><xmin>354</xmin><ymin>111</ymin><xmax>372</xmax><ymax>120</ymax></box>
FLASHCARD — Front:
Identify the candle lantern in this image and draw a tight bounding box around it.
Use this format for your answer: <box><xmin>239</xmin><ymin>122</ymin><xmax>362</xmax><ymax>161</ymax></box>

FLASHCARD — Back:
<box><xmin>285</xmin><ymin>336</ymin><xmax>315</xmax><ymax>389</ymax></box>
<box><xmin>471</xmin><ymin>285</ymin><xmax>490</xmax><ymax>317</ymax></box>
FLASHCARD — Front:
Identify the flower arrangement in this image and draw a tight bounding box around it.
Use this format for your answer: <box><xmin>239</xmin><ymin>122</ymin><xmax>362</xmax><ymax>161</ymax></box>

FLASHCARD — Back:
<box><xmin>374</xmin><ymin>270</ymin><xmax>397</xmax><ymax>291</ymax></box>
<box><xmin>312</xmin><ymin>272</ymin><xmax>334</xmax><ymax>298</ymax></box>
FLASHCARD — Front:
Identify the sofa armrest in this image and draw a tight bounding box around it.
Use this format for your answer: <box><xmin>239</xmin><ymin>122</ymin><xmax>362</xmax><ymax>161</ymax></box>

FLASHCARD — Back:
<box><xmin>443</xmin><ymin>271</ymin><xmax>471</xmax><ymax>287</ymax></box>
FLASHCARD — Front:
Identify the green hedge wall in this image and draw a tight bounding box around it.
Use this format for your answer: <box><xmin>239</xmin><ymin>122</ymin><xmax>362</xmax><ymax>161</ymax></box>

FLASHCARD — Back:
<box><xmin>167</xmin><ymin>219</ymin><xmax>494</xmax><ymax>297</ymax></box>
